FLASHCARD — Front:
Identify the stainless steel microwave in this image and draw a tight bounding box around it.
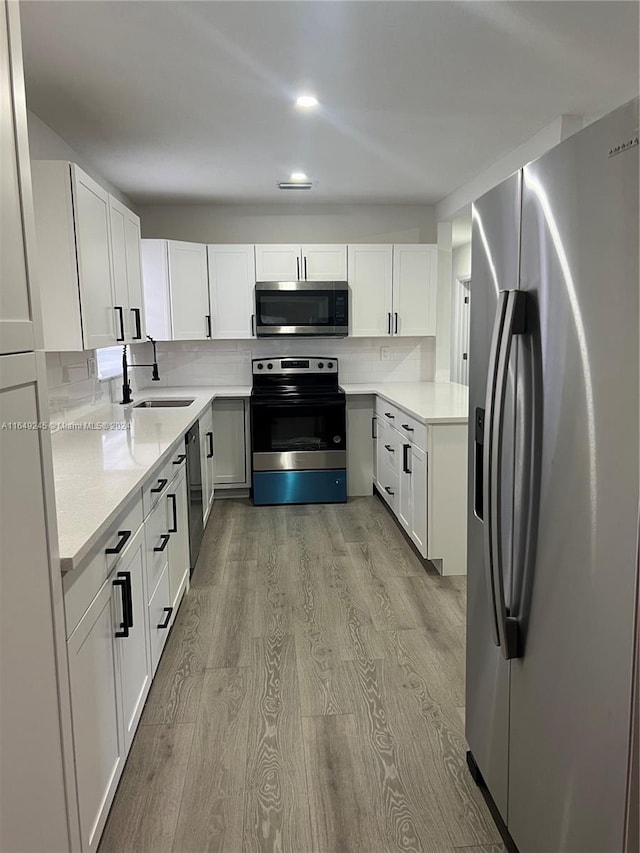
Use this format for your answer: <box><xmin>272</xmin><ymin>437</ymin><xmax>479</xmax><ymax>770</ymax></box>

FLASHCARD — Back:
<box><xmin>254</xmin><ymin>281</ymin><xmax>349</xmax><ymax>337</ymax></box>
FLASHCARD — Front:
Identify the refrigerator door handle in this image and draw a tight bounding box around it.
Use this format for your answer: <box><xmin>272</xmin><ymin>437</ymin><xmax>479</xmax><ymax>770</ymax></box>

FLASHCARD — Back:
<box><xmin>491</xmin><ymin>288</ymin><xmax>527</xmax><ymax>660</ymax></box>
<box><xmin>483</xmin><ymin>290</ymin><xmax>509</xmax><ymax>646</ymax></box>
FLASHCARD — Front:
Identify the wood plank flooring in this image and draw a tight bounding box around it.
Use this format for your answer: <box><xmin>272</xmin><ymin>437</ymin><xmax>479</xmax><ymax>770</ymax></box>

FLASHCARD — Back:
<box><xmin>99</xmin><ymin>497</ymin><xmax>503</xmax><ymax>853</ymax></box>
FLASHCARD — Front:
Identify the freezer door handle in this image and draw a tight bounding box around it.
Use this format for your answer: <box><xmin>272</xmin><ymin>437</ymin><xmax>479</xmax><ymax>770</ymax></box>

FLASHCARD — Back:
<box><xmin>483</xmin><ymin>291</ymin><xmax>508</xmax><ymax>647</ymax></box>
<box><xmin>490</xmin><ymin>289</ymin><xmax>527</xmax><ymax>660</ymax></box>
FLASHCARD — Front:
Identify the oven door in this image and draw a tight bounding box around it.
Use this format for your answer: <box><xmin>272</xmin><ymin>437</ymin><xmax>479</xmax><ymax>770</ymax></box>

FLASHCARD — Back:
<box><xmin>251</xmin><ymin>396</ymin><xmax>346</xmax><ymax>471</ymax></box>
<box><xmin>255</xmin><ymin>282</ymin><xmax>348</xmax><ymax>337</ymax></box>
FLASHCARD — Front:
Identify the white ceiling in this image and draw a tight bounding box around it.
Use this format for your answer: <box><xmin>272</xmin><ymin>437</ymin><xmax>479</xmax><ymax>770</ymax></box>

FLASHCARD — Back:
<box><xmin>20</xmin><ymin>1</ymin><xmax>639</xmax><ymax>206</ymax></box>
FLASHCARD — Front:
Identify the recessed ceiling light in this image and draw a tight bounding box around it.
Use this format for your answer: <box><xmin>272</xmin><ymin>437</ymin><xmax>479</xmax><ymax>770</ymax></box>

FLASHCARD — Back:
<box><xmin>290</xmin><ymin>172</ymin><xmax>308</xmax><ymax>181</ymax></box>
<box><xmin>295</xmin><ymin>95</ymin><xmax>318</xmax><ymax>109</ymax></box>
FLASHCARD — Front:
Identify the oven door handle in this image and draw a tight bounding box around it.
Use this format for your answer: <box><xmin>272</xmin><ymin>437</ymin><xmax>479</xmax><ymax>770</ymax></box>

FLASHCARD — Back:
<box><xmin>250</xmin><ymin>398</ymin><xmax>345</xmax><ymax>408</ymax></box>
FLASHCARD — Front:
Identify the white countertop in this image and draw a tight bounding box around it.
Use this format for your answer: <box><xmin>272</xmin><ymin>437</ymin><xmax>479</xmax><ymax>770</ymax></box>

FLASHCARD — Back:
<box><xmin>341</xmin><ymin>381</ymin><xmax>469</xmax><ymax>424</ymax></box>
<box><xmin>51</xmin><ymin>386</ymin><xmax>250</xmax><ymax>572</ymax></box>
<box><xmin>52</xmin><ymin>380</ymin><xmax>467</xmax><ymax>573</ymax></box>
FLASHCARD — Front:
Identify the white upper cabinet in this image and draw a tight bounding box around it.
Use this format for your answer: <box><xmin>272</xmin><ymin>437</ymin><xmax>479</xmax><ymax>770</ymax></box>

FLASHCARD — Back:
<box><xmin>109</xmin><ymin>197</ymin><xmax>146</xmax><ymax>344</ymax></box>
<box><xmin>167</xmin><ymin>241</ymin><xmax>210</xmax><ymax>340</ymax></box>
<box><xmin>392</xmin><ymin>244</ymin><xmax>437</xmax><ymax>337</ymax></box>
<box><xmin>0</xmin><ymin>0</ymin><xmax>37</xmax><ymax>355</ymax></box>
<box><xmin>301</xmin><ymin>245</ymin><xmax>347</xmax><ymax>281</ymax></box>
<box><xmin>348</xmin><ymin>244</ymin><xmax>393</xmax><ymax>336</ymax></box>
<box><xmin>70</xmin><ymin>167</ymin><xmax>117</xmax><ymax>350</ymax></box>
<box><xmin>254</xmin><ymin>244</ymin><xmax>301</xmax><ymax>281</ymax></box>
<box><xmin>348</xmin><ymin>243</ymin><xmax>437</xmax><ymax>338</ymax></box>
<box><xmin>141</xmin><ymin>240</ymin><xmax>210</xmax><ymax>341</ymax></box>
<box><xmin>31</xmin><ymin>160</ymin><xmax>148</xmax><ymax>351</ymax></box>
<box><xmin>207</xmin><ymin>244</ymin><xmax>255</xmax><ymax>339</ymax></box>
<box><xmin>255</xmin><ymin>244</ymin><xmax>347</xmax><ymax>282</ymax></box>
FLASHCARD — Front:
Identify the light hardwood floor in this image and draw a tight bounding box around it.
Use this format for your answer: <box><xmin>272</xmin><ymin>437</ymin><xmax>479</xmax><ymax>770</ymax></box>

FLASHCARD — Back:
<box><xmin>99</xmin><ymin>497</ymin><xmax>503</xmax><ymax>853</ymax></box>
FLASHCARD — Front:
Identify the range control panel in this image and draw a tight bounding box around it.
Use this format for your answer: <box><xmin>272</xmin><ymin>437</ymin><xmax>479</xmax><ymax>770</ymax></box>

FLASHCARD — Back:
<box><xmin>252</xmin><ymin>357</ymin><xmax>338</xmax><ymax>375</ymax></box>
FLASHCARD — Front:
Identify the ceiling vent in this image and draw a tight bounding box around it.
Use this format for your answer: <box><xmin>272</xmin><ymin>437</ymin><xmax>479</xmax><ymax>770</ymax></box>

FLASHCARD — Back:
<box><xmin>277</xmin><ymin>181</ymin><xmax>314</xmax><ymax>190</ymax></box>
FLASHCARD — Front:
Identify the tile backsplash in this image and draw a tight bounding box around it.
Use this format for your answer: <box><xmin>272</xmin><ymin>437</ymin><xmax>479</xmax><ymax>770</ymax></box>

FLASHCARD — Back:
<box><xmin>134</xmin><ymin>336</ymin><xmax>435</xmax><ymax>388</ymax></box>
<box><xmin>46</xmin><ymin>352</ymin><xmax>119</xmax><ymax>419</ymax></box>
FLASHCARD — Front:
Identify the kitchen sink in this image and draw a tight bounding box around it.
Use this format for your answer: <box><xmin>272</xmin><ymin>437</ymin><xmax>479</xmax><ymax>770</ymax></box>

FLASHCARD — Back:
<box><xmin>134</xmin><ymin>398</ymin><xmax>195</xmax><ymax>408</ymax></box>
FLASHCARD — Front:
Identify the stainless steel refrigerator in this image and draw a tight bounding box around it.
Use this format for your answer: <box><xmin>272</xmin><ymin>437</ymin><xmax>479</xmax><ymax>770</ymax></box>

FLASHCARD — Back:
<box><xmin>466</xmin><ymin>98</ymin><xmax>639</xmax><ymax>853</ymax></box>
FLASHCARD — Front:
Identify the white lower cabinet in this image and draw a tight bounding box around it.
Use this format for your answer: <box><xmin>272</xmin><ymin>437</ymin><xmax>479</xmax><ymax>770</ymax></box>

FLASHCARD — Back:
<box><xmin>374</xmin><ymin>396</ymin><xmax>467</xmax><ymax>573</ymax></box>
<box><xmin>212</xmin><ymin>398</ymin><xmax>249</xmax><ymax>488</ymax></box>
<box><xmin>167</xmin><ymin>464</ymin><xmax>190</xmax><ymax>614</ymax></box>
<box><xmin>114</xmin><ymin>525</ymin><xmax>151</xmax><ymax>753</ymax></box>
<box><xmin>64</xmin><ymin>440</ymin><xmax>193</xmax><ymax>851</ymax></box>
<box><xmin>67</xmin><ymin>572</ymin><xmax>125</xmax><ymax>853</ymax></box>
<box><xmin>148</xmin><ymin>564</ymin><xmax>172</xmax><ymax>673</ymax></box>
<box><xmin>200</xmin><ymin>405</ymin><xmax>215</xmax><ymax>521</ymax></box>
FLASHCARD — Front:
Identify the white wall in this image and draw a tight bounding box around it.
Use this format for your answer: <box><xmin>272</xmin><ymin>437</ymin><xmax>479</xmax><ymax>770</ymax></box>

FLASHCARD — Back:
<box><xmin>134</xmin><ymin>336</ymin><xmax>435</xmax><ymax>389</ymax></box>
<box><xmin>453</xmin><ymin>242</ymin><xmax>471</xmax><ymax>282</ymax></box>
<box><xmin>138</xmin><ymin>202</ymin><xmax>437</xmax><ymax>244</ymax></box>
<box><xmin>27</xmin><ymin>110</ymin><xmax>134</xmax><ymax>207</ymax></box>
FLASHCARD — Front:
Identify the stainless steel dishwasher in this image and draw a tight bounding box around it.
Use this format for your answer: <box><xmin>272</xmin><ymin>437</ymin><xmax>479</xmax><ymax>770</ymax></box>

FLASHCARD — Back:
<box><xmin>185</xmin><ymin>422</ymin><xmax>204</xmax><ymax>572</ymax></box>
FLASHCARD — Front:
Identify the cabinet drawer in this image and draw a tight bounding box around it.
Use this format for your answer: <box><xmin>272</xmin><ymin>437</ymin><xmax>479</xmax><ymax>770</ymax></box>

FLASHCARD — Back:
<box><xmin>144</xmin><ymin>498</ymin><xmax>170</xmax><ymax>602</ymax></box>
<box><xmin>142</xmin><ymin>456</ymin><xmax>174</xmax><ymax>517</ymax></box>
<box><xmin>63</xmin><ymin>492</ymin><xmax>143</xmax><ymax>637</ymax></box>
<box><xmin>148</xmin><ymin>564</ymin><xmax>172</xmax><ymax>673</ymax></box>
<box><xmin>375</xmin><ymin>398</ymin><xmax>400</xmax><ymax>423</ymax></box>
<box><xmin>397</xmin><ymin>416</ymin><xmax>427</xmax><ymax>452</ymax></box>
<box><xmin>378</xmin><ymin>466</ymin><xmax>399</xmax><ymax>513</ymax></box>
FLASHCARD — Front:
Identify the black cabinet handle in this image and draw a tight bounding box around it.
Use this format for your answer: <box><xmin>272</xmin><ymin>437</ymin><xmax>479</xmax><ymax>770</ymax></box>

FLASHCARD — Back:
<box><xmin>206</xmin><ymin>314</ymin><xmax>212</xmax><ymax>338</ymax></box>
<box><xmin>168</xmin><ymin>494</ymin><xmax>178</xmax><ymax>533</ymax></box>
<box><xmin>115</xmin><ymin>306</ymin><xmax>125</xmax><ymax>342</ymax></box>
<box><xmin>113</xmin><ymin>577</ymin><xmax>130</xmax><ymax>637</ymax></box>
<box><xmin>304</xmin><ymin>256</ymin><xmax>308</xmax><ymax>280</ymax></box>
<box><xmin>394</xmin><ymin>312</ymin><xmax>398</xmax><ymax>334</ymax></box>
<box><xmin>131</xmin><ymin>308</ymin><xmax>142</xmax><ymax>340</ymax></box>
<box><xmin>384</xmin><ymin>486</ymin><xmax>395</xmax><ymax>496</ymax></box>
<box><xmin>173</xmin><ymin>454</ymin><xmax>186</xmax><ymax>465</ymax></box>
<box><xmin>154</xmin><ymin>533</ymin><xmax>170</xmax><ymax>553</ymax></box>
<box><xmin>403</xmin><ymin>444</ymin><xmax>412</xmax><ymax>474</ymax></box>
<box><xmin>296</xmin><ymin>257</ymin><xmax>300</xmax><ymax>279</ymax></box>
<box><xmin>251</xmin><ymin>313</ymin><xmax>256</xmax><ymax>336</ymax></box>
<box><xmin>384</xmin><ymin>412</ymin><xmax>395</xmax><ymax>419</ymax></box>
<box><xmin>117</xmin><ymin>570</ymin><xmax>133</xmax><ymax>628</ymax></box>
<box><xmin>371</xmin><ymin>416</ymin><xmax>377</xmax><ymax>439</ymax></box>
<box><xmin>384</xmin><ymin>444</ymin><xmax>394</xmax><ymax>453</ymax></box>
<box><xmin>207</xmin><ymin>431</ymin><xmax>214</xmax><ymax>459</ymax></box>
<box><xmin>387</xmin><ymin>312</ymin><xmax>391</xmax><ymax>334</ymax></box>
<box><xmin>157</xmin><ymin>607</ymin><xmax>173</xmax><ymax>630</ymax></box>
<box><xmin>105</xmin><ymin>529</ymin><xmax>131</xmax><ymax>555</ymax></box>
<box><xmin>401</xmin><ymin>423</ymin><xmax>414</xmax><ymax>431</ymax></box>
<box><xmin>151</xmin><ymin>478</ymin><xmax>168</xmax><ymax>494</ymax></box>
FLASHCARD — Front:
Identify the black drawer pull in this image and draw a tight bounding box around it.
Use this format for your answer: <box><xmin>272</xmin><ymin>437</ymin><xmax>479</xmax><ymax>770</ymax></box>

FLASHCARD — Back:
<box><xmin>384</xmin><ymin>444</ymin><xmax>394</xmax><ymax>452</ymax></box>
<box><xmin>151</xmin><ymin>478</ymin><xmax>168</xmax><ymax>494</ymax></box>
<box><xmin>401</xmin><ymin>423</ymin><xmax>414</xmax><ymax>432</ymax></box>
<box><xmin>157</xmin><ymin>607</ymin><xmax>173</xmax><ymax>630</ymax></box>
<box><xmin>206</xmin><ymin>314</ymin><xmax>212</xmax><ymax>338</ymax></box>
<box><xmin>154</xmin><ymin>533</ymin><xmax>170</xmax><ymax>552</ymax></box>
<box><xmin>113</xmin><ymin>576</ymin><xmax>130</xmax><ymax>637</ymax></box>
<box><xmin>207</xmin><ymin>431</ymin><xmax>214</xmax><ymax>459</ymax></box>
<box><xmin>173</xmin><ymin>454</ymin><xmax>186</xmax><ymax>464</ymax></box>
<box><xmin>371</xmin><ymin>416</ymin><xmax>377</xmax><ymax>439</ymax></box>
<box><xmin>384</xmin><ymin>412</ymin><xmax>395</xmax><ymax>419</ymax></box>
<box><xmin>384</xmin><ymin>486</ymin><xmax>395</xmax><ymax>496</ymax></box>
<box><xmin>105</xmin><ymin>530</ymin><xmax>131</xmax><ymax>555</ymax></box>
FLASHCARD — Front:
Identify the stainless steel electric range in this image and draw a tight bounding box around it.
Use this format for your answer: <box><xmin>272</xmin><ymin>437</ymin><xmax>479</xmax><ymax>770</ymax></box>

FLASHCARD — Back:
<box><xmin>250</xmin><ymin>357</ymin><xmax>347</xmax><ymax>505</ymax></box>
